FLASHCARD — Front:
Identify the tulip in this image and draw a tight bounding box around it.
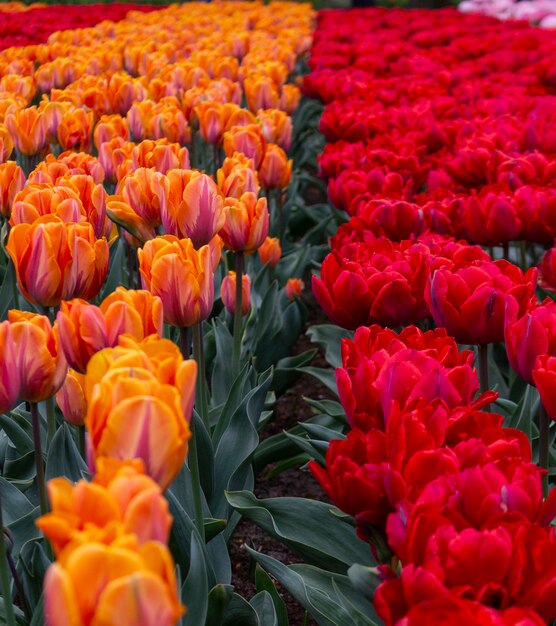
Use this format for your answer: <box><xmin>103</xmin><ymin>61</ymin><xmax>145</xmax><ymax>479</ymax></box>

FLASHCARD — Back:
<box><xmin>0</xmin><ymin>321</ymin><xmax>20</xmax><ymax>414</ymax></box>
<box><xmin>428</xmin><ymin>260</ymin><xmax>538</xmax><ymax>345</ymax></box>
<box><xmin>533</xmin><ymin>355</ymin><xmax>556</xmax><ymax>422</ymax></box>
<box><xmin>0</xmin><ymin>161</ymin><xmax>25</xmax><ymax>219</ymax></box>
<box><xmin>258</xmin><ymin>144</ymin><xmax>292</xmax><ymax>190</ymax></box>
<box><xmin>148</xmin><ymin>101</ymin><xmax>190</xmax><ymax>146</ymax></box>
<box><xmin>130</xmin><ymin>139</ymin><xmax>190</xmax><ymax>174</ymax></box>
<box><xmin>138</xmin><ymin>235</ymin><xmax>220</xmax><ymax>328</ymax></box>
<box><xmin>0</xmin><ymin>123</ymin><xmax>14</xmax><ymax>163</ymax></box>
<box><xmin>285</xmin><ymin>278</ymin><xmax>303</xmax><ymax>301</ymax></box>
<box><xmin>10</xmin><ymin>183</ymin><xmax>85</xmax><ymax>227</ymax></box>
<box><xmin>98</xmin><ymin>137</ymin><xmax>135</xmax><ymax>185</ymax></box>
<box><xmin>30</xmin><ymin>151</ymin><xmax>105</xmax><ymax>185</ymax></box>
<box><xmin>37</xmin><ymin>458</ymin><xmax>172</xmax><ymax>556</ymax></box>
<box><xmin>258</xmin><ymin>236</ymin><xmax>281</xmax><ymax>267</ymax></box>
<box><xmin>257</xmin><ymin>108</ymin><xmax>292</xmax><ymax>152</ymax></box>
<box><xmin>539</xmin><ymin>244</ymin><xmax>556</xmax><ymax>291</ymax></box>
<box><xmin>59</xmin><ymin>175</ymin><xmax>109</xmax><ymax>239</ymax></box>
<box><xmin>223</xmin><ymin>124</ymin><xmax>266</xmax><ymax>168</ymax></box>
<box><xmin>244</xmin><ymin>75</ymin><xmax>280</xmax><ymax>112</ymax></box>
<box><xmin>56</xmin><ymin>369</ymin><xmax>87</xmax><ymax>426</ymax></box>
<box><xmin>278</xmin><ymin>84</ymin><xmax>301</xmax><ymax>115</ymax></box>
<box><xmin>94</xmin><ymin>114</ymin><xmax>130</xmax><ymax>151</ymax></box>
<box><xmin>6</xmin><ymin>215</ymin><xmax>110</xmax><ymax>307</ymax></box>
<box><xmin>9</xmin><ymin>310</ymin><xmax>67</xmax><ymax>403</ymax></box>
<box><xmin>163</xmin><ymin>171</ymin><xmax>225</xmax><ymax>248</ymax></box>
<box><xmin>221</xmin><ymin>271</ymin><xmax>251</xmax><ymax>315</ymax></box>
<box><xmin>216</xmin><ymin>153</ymin><xmax>260</xmax><ymax>198</ymax></box>
<box><xmin>5</xmin><ymin>105</ymin><xmax>48</xmax><ymax>156</ymax></box>
<box><xmin>462</xmin><ymin>190</ymin><xmax>522</xmax><ymax>247</ymax></box>
<box><xmin>196</xmin><ymin>102</ymin><xmax>243</xmax><ymax>145</ymax></box>
<box><xmin>57</xmin><ymin>108</ymin><xmax>94</xmax><ymax>154</ymax></box>
<box><xmin>43</xmin><ymin>541</ymin><xmax>184</xmax><ymax>626</ymax></box>
<box><xmin>220</xmin><ymin>192</ymin><xmax>269</xmax><ymax>254</ymax></box>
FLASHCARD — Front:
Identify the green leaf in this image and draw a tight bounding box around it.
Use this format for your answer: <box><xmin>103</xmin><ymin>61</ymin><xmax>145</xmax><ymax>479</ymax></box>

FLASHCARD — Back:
<box><xmin>303</xmin><ymin>398</ymin><xmax>346</xmax><ymax>423</ymax></box>
<box><xmin>183</xmin><ymin>532</ymin><xmax>208</xmax><ymax>626</ymax></box>
<box><xmin>272</xmin><ymin>350</ymin><xmax>316</xmax><ymax>395</ymax></box>
<box><xmin>226</xmin><ymin>491</ymin><xmax>373</xmax><ymax>573</ymax></box>
<box><xmin>100</xmin><ymin>238</ymin><xmax>124</xmax><ymax>299</ymax></box>
<box><xmin>211</xmin><ymin>319</ymin><xmax>234</xmax><ymax>406</ymax></box>
<box><xmin>0</xmin><ymin>477</ymin><xmax>34</xmax><ymax>523</ymax></box>
<box><xmin>0</xmin><ymin>263</ymin><xmax>14</xmax><ymax>321</ymax></box>
<box><xmin>221</xmin><ymin>593</ymin><xmax>260</xmax><ymax>626</ymax></box>
<box><xmin>0</xmin><ymin>599</ymin><xmax>26</xmax><ymax>625</ymax></box>
<box><xmin>246</xmin><ymin>548</ymin><xmax>378</xmax><ymax>626</ymax></box>
<box><xmin>8</xmin><ymin>506</ymin><xmax>41</xmax><ymax>559</ymax></box>
<box><xmin>266</xmin><ymin>453</ymin><xmax>313</xmax><ymax>478</ymax></box>
<box><xmin>0</xmin><ymin>412</ymin><xmax>34</xmax><ymax>453</ymax></box>
<box><xmin>296</xmin><ymin>367</ymin><xmax>338</xmax><ymax>397</ymax></box>
<box><xmin>250</xmin><ymin>591</ymin><xmax>278</xmax><ymax>626</ymax></box>
<box><xmin>204</xmin><ymin>518</ymin><xmax>227</xmax><ymax>543</ymax></box>
<box><xmin>17</xmin><ymin>539</ymin><xmax>51</xmax><ymax>615</ymax></box>
<box><xmin>255</xmin><ymin>564</ymin><xmax>288</xmax><ymax>626</ymax></box>
<box><xmin>306</xmin><ymin>325</ymin><xmax>353</xmax><ymax>369</ymax></box>
<box><xmin>29</xmin><ymin>595</ymin><xmax>44</xmax><ymax>626</ymax></box>
<box><xmin>347</xmin><ymin>564</ymin><xmax>381</xmax><ymax>601</ymax></box>
<box><xmin>283</xmin><ymin>431</ymin><xmax>326</xmax><ymax>465</ymax></box>
<box><xmin>205</xmin><ymin>585</ymin><xmax>233</xmax><ymax>626</ymax></box>
<box><xmin>45</xmin><ymin>423</ymin><xmax>88</xmax><ymax>483</ymax></box>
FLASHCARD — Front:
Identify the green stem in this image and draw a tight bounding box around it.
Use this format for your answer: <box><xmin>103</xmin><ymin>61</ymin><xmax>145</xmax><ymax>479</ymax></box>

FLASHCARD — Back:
<box><xmin>179</xmin><ymin>326</ymin><xmax>190</xmax><ymax>360</ymax></box>
<box><xmin>9</xmin><ymin>255</ymin><xmax>19</xmax><ymax>311</ymax></box>
<box><xmin>276</xmin><ymin>189</ymin><xmax>285</xmax><ymax>244</ymax></box>
<box><xmin>519</xmin><ymin>240</ymin><xmax>527</xmax><ymax>272</ymax></box>
<box><xmin>0</xmin><ymin>493</ymin><xmax>16</xmax><ymax>626</ymax></box>
<box><xmin>478</xmin><ymin>344</ymin><xmax>490</xmax><ymax>412</ymax></box>
<box><xmin>192</xmin><ymin>323</ymin><xmax>209</xmax><ymax>431</ymax></box>
<box><xmin>31</xmin><ymin>403</ymin><xmax>48</xmax><ymax>516</ymax></box>
<box><xmin>187</xmin><ymin>419</ymin><xmax>205</xmax><ymax>542</ymax></box>
<box><xmin>77</xmin><ymin>425</ymin><xmax>86</xmax><ymax>460</ymax></box>
<box><xmin>232</xmin><ymin>252</ymin><xmax>244</xmax><ymax>379</ymax></box>
<box><xmin>46</xmin><ymin>396</ymin><xmax>56</xmax><ymax>444</ymax></box>
<box><xmin>539</xmin><ymin>402</ymin><xmax>550</xmax><ymax>497</ymax></box>
<box><xmin>7</xmin><ymin>550</ymin><xmax>30</xmax><ymax>621</ymax></box>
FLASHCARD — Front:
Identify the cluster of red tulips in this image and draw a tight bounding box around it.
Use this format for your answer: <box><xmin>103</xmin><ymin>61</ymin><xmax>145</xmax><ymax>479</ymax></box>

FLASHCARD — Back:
<box><xmin>307</xmin><ymin>8</ymin><xmax>556</xmax><ymax>625</ymax></box>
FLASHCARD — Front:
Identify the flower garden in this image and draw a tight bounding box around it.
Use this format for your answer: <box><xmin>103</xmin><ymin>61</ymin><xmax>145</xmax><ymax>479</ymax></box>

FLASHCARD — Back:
<box><xmin>0</xmin><ymin>1</ymin><xmax>555</xmax><ymax>625</ymax></box>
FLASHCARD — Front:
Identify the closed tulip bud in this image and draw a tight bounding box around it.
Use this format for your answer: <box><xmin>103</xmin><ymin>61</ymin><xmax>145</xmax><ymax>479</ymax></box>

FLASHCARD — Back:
<box><xmin>258</xmin><ymin>236</ymin><xmax>281</xmax><ymax>267</ymax></box>
<box><xmin>56</xmin><ymin>369</ymin><xmax>87</xmax><ymax>426</ymax></box>
<box><xmin>139</xmin><ymin>236</ymin><xmax>220</xmax><ymax>328</ymax></box>
<box><xmin>94</xmin><ymin>114</ymin><xmax>130</xmax><ymax>151</ymax></box>
<box><xmin>6</xmin><ymin>216</ymin><xmax>110</xmax><ymax>307</ymax></box>
<box><xmin>58</xmin><ymin>108</ymin><xmax>94</xmax><ymax>154</ymax></box>
<box><xmin>0</xmin><ymin>161</ymin><xmax>25</xmax><ymax>219</ymax></box>
<box><xmin>9</xmin><ymin>310</ymin><xmax>67</xmax><ymax>403</ymax></box>
<box><xmin>278</xmin><ymin>84</ymin><xmax>301</xmax><ymax>115</ymax></box>
<box><xmin>258</xmin><ymin>144</ymin><xmax>292</xmax><ymax>190</ymax></box>
<box><xmin>221</xmin><ymin>271</ymin><xmax>251</xmax><ymax>315</ymax></box>
<box><xmin>109</xmin><ymin>73</ymin><xmax>148</xmax><ymax>116</ymax></box>
<box><xmin>30</xmin><ymin>151</ymin><xmax>105</xmax><ymax>185</ymax></box>
<box><xmin>257</xmin><ymin>109</ymin><xmax>292</xmax><ymax>152</ymax></box>
<box><xmin>43</xmin><ymin>541</ymin><xmax>184</xmax><ymax>626</ymax></box>
<box><xmin>0</xmin><ymin>321</ymin><xmax>20</xmax><ymax>414</ymax></box>
<box><xmin>244</xmin><ymin>75</ymin><xmax>280</xmax><ymax>112</ymax></box>
<box><xmin>285</xmin><ymin>278</ymin><xmax>304</xmax><ymax>301</ymax></box>
<box><xmin>131</xmin><ymin>139</ymin><xmax>190</xmax><ymax>174</ymax></box>
<box><xmin>163</xmin><ymin>171</ymin><xmax>225</xmax><ymax>248</ymax></box>
<box><xmin>37</xmin><ymin>458</ymin><xmax>172</xmax><ymax>556</ymax></box>
<box><xmin>223</xmin><ymin>124</ymin><xmax>266</xmax><ymax>168</ymax></box>
<box><xmin>217</xmin><ymin>153</ymin><xmax>260</xmax><ymax>198</ymax></box>
<box><xmin>5</xmin><ymin>105</ymin><xmax>48</xmax><ymax>156</ymax></box>
<box><xmin>220</xmin><ymin>192</ymin><xmax>269</xmax><ymax>254</ymax></box>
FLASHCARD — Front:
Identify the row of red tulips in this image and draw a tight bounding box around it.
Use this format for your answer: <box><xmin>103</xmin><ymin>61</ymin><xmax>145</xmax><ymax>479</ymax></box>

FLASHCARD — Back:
<box><xmin>306</xmin><ymin>8</ymin><xmax>556</xmax><ymax>625</ymax></box>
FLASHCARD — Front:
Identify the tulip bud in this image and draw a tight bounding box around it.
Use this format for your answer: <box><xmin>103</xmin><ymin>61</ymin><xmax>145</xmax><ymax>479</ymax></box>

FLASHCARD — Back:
<box><xmin>130</xmin><ymin>139</ymin><xmax>190</xmax><ymax>174</ymax></box>
<box><xmin>258</xmin><ymin>108</ymin><xmax>292</xmax><ymax>152</ymax></box>
<box><xmin>223</xmin><ymin>124</ymin><xmax>266</xmax><ymax>168</ymax></box>
<box><xmin>56</xmin><ymin>369</ymin><xmax>87</xmax><ymax>426</ymax></box>
<box><xmin>5</xmin><ymin>105</ymin><xmax>48</xmax><ymax>156</ymax></box>
<box><xmin>258</xmin><ymin>144</ymin><xmax>292</xmax><ymax>190</ymax></box>
<box><xmin>217</xmin><ymin>153</ymin><xmax>259</xmax><ymax>198</ymax></box>
<box><xmin>221</xmin><ymin>271</ymin><xmax>251</xmax><ymax>315</ymax></box>
<box><xmin>244</xmin><ymin>75</ymin><xmax>280</xmax><ymax>112</ymax></box>
<box><xmin>285</xmin><ymin>278</ymin><xmax>303</xmax><ymax>301</ymax></box>
<box><xmin>94</xmin><ymin>114</ymin><xmax>130</xmax><ymax>151</ymax></box>
<box><xmin>220</xmin><ymin>192</ymin><xmax>269</xmax><ymax>254</ymax></box>
<box><xmin>258</xmin><ymin>236</ymin><xmax>282</xmax><ymax>267</ymax></box>
<box><xmin>58</xmin><ymin>108</ymin><xmax>94</xmax><ymax>154</ymax></box>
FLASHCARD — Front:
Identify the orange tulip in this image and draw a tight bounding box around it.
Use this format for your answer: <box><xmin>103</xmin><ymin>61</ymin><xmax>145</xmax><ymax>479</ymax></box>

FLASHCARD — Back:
<box><xmin>85</xmin><ymin>348</ymin><xmax>194</xmax><ymax>490</ymax></box>
<box><xmin>8</xmin><ymin>310</ymin><xmax>67</xmax><ymax>403</ymax></box>
<box><xmin>244</xmin><ymin>75</ymin><xmax>280</xmax><ymax>113</ymax></box>
<box><xmin>217</xmin><ymin>153</ymin><xmax>259</xmax><ymax>199</ymax></box>
<box><xmin>148</xmin><ymin>100</ymin><xmax>191</xmax><ymax>146</ymax></box>
<box><xmin>279</xmin><ymin>84</ymin><xmax>301</xmax><ymax>115</ymax></box>
<box><xmin>10</xmin><ymin>183</ymin><xmax>85</xmax><ymax>227</ymax></box>
<box><xmin>40</xmin><ymin>101</ymin><xmax>72</xmax><ymax>145</ymax></box>
<box><xmin>6</xmin><ymin>215</ymin><xmax>110</xmax><ymax>307</ymax></box>
<box><xmin>220</xmin><ymin>192</ymin><xmax>269</xmax><ymax>254</ymax></box>
<box><xmin>196</xmin><ymin>102</ymin><xmax>253</xmax><ymax>146</ymax></box>
<box><xmin>286</xmin><ymin>277</ymin><xmax>304</xmax><ymax>301</ymax></box>
<box><xmin>37</xmin><ymin>458</ymin><xmax>172</xmax><ymax>557</ymax></box>
<box><xmin>98</xmin><ymin>138</ymin><xmax>135</xmax><ymax>185</ymax></box>
<box><xmin>257</xmin><ymin>108</ymin><xmax>292</xmax><ymax>152</ymax></box>
<box><xmin>29</xmin><ymin>151</ymin><xmax>105</xmax><ymax>186</ymax></box>
<box><xmin>130</xmin><ymin>139</ymin><xmax>190</xmax><ymax>174</ymax></box>
<box><xmin>0</xmin><ymin>320</ymin><xmax>20</xmax><ymax>414</ymax></box>
<box><xmin>221</xmin><ymin>271</ymin><xmax>251</xmax><ymax>316</ymax></box>
<box><xmin>138</xmin><ymin>235</ymin><xmax>220</xmax><ymax>327</ymax></box>
<box><xmin>56</xmin><ymin>369</ymin><xmax>87</xmax><ymax>426</ymax></box>
<box><xmin>5</xmin><ymin>105</ymin><xmax>48</xmax><ymax>155</ymax></box>
<box><xmin>108</xmin><ymin>72</ymin><xmax>148</xmax><ymax>116</ymax></box>
<box><xmin>258</xmin><ymin>144</ymin><xmax>292</xmax><ymax>190</ymax></box>
<box><xmin>58</xmin><ymin>175</ymin><xmax>109</xmax><ymax>239</ymax></box>
<box><xmin>0</xmin><ymin>161</ymin><xmax>25</xmax><ymax>219</ymax></box>
<box><xmin>43</xmin><ymin>540</ymin><xmax>184</xmax><ymax>626</ymax></box>
<box><xmin>94</xmin><ymin>114</ymin><xmax>130</xmax><ymax>151</ymax></box>
<box><xmin>163</xmin><ymin>171</ymin><xmax>225</xmax><ymax>248</ymax></box>
<box><xmin>58</xmin><ymin>108</ymin><xmax>94</xmax><ymax>153</ymax></box>
<box><xmin>126</xmin><ymin>100</ymin><xmax>154</xmax><ymax>142</ymax></box>
<box><xmin>0</xmin><ymin>123</ymin><xmax>14</xmax><ymax>163</ymax></box>
<box><xmin>258</xmin><ymin>236</ymin><xmax>282</xmax><ymax>267</ymax></box>
<box><xmin>223</xmin><ymin>124</ymin><xmax>266</xmax><ymax>168</ymax></box>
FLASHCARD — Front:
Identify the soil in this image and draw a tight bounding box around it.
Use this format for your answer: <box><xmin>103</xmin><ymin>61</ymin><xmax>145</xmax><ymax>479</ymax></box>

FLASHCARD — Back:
<box><xmin>229</xmin><ymin>291</ymin><xmax>336</xmax><ymax>625</ymax></box>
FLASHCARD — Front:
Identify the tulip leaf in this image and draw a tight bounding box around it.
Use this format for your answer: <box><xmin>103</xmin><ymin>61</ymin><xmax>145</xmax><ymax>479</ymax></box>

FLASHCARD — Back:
<box><xmin>303</xmin><ymin>398</ymin><xmax>346</xmax><ymax>423</ymax></box>
<box><xmin>211</xmin><ymin>319</ymin><xmax>234</xmax><ymax>406</ymax></box>
<box><xmin>306</xmin><ymin>325</ymin><xmax>353</xmax><ymax>369</ymax></box>
<box><xmin>0</xmin><ymin>264</ymin><xmax>14</xmax><ymax>321</ymax></box>
<box><xmin>192</xmin><ymin>412</ymin><xmax>215</xmax><ymax>501</ymax></box>
<box><xmin>250</xmin><ymin>591</ymin><xmax>278</xmax><ymax>626</ymax></box>
<box><xmin>254</xmin><ymin>564</ymin><xmax>289</xmax><ymax>626</ymax></box>
<box><xmin>28</xmin><ymin>596</ymin><xmax>43</xmax><ymax>626</ymax></box>
<box><xmin>266</xmin><ymin>453</ymin><xmax>313</xmax><ymax>478</ymax></box>
<box><xmin>225</xmin><ymin>491</ymin><xmax>374</xmax><ymax>573</ymax></box>
<box><xmin>246</xmin><ymin>547</ymin><xmax>378</xmax><ymax>626</ymax></box>
<box><xmin>183</xmin><ymin>532</ymin><xmax>208</xmax><ymax>626</ymax></box>
<box><xmin>0</xmin><ymin>476</ymin><xmax>34</xmax><ymax>524</ymax></box>
<box><xmin>204</xmin><ymin>518</ymin><xmax>227</xmax><ymax>543</ymax></box>
<box><xmin>0</xmin><ymin>599</ymin><xmax>26</xmax><ymax>625</ymax></box>
<box><xmin>3</xmin><ymin>450</ymin><xmax>36</xmax><ymax>482</ymax></box>
<box><xmin>8</xmin><ymin>505</ymin><xmax>41</xmax><ymax>560</ymax></box>
<box><xmin>100</xmin><ymin>237</ymin><xmax>124</xmax><ymax>300</ymax></box>
<box><xmin>296</xmin><ymin>367</ymin><xmax>339</xmax><ymax>397</ymax></box>
<box><xmin>0</xmin><ymin>412</ymin><xmax>34</xmax><ymax>454</ymax></box>
<box><xmin>271</xmin><ymin>349</ymin><xmax>316</xmax><ymax>395</ymax></box>
<box><xmin>18</xmin><ymin>539</ymin><xmax>51</xmax><ymax>615</ymax></box>
<box><xmin>205</xmin><ymin>584</ymin><xmax>233</xmax><ymax>626</ymax></box>
<box><xmin>347</xmin><ymin>564</ymin><xmax>381</xmax><ymax>602</ymax></box>
<box><xmin>221</xmin><ymin>593</ymin><xmax>260</xmax><ymax>626</ymax></box>
<box><xmin>45</xmin><ymin>423</ymin><xmax>88</xmax><ymax>483</ymax></box>
<box><xmin>283</xmin><ymin>431</ymin><xmax>326</xmax><ymax>464</ymax></box>
<box><xmin>301</xmin><ymin>423</ymin><xmax>346</xmax><ymax>443</ymax></box>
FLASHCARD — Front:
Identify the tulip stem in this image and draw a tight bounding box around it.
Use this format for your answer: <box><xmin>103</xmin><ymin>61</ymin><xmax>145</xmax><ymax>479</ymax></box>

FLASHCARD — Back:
<box><xmin>276</xmin><ymin>189</ymin><xmax>285</xmax><ymax>244</ymax></box>
<box><xmin>9</xmin><ymin>257</ymin><xmax>19</xmax><ymax>311</ymax></box>
<box><xmin>232</xmin><ymin>252</ymin><xmax>244</xmax><ymax>379</ymax></box>
<box><xmin>77</xmin><ymin>425</ymin><xmax>86</xmax><ymax>460</ymax></box>
<box><xmin>30</xmin><ymin>403</ymin><xmax>48</xmax><ymax>516</ymax></box>
<box><xmin>0</xmin><ymin>492</ymin><xmax>16</xmax><ymax>626</ymax></box>
<box><xmin>192</xmin><ymin>323</ymin><xmax>209</xmax><ymax>431</ymax></box>
<box><xmin>179</xmin><ymin>327</ymin><xmax>190</xmax><ymax>359</ymax></box>
<box><xmin>7</xmin><ymin>550</ymin><xmax>30</xmax><ymax>621</ymax></box>
<box><xmin>539</xmin><ymin>402</ymin><xmax>550</xmax><ymax>497</ymax></box>
<box><xmin>46</xmin><ymin>396</ymin><xmax>56</xmax><ymax>444</ymax></box>
<box><xmin>519</xmin><ymin>241</ymin><xmax>528</xmax><ymax>271</ymax></box>
<box><xmin>188</xmin><ymin>421</ymin><xmax>205</xmax><ymax>542</ymax></box>
<box><xmin>478</xmin><ymin>344</ymin><xmax>489</xmax><ymax>407</ymax></box>
<box><xmin>502</xmin><ymin>242</ymin><xmax>509</xmax><ymax>262</ymax></box>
